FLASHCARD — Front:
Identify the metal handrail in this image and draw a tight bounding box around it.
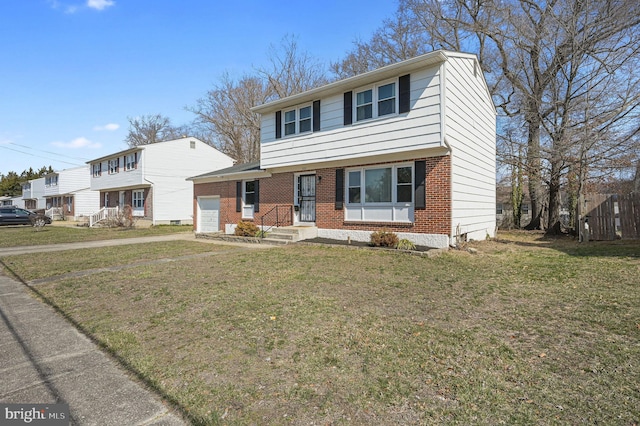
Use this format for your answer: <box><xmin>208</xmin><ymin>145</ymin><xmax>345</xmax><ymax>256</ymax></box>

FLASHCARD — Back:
<box><xmin>260</xmin><ymin>205</ymin><xmax>293</xmax><ymax>237</ymax></box>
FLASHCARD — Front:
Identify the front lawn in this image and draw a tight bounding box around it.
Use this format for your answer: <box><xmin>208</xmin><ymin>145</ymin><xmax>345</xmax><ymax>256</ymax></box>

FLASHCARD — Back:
<box><xmin>2</xmin><ymin>232</ymin><xmax>639</xmax><ymax>425</ymax></box>
<box><xmin>0</xmin><ymin>224</ymin><xmax>192</xmax><ymax>248</ymax></box>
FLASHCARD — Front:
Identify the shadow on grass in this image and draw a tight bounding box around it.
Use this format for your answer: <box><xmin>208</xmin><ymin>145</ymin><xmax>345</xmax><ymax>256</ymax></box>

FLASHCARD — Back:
<box><xmin>492</xmin><ymin>230</ymin><xmax>640</xmax><ymax>259</ymax></box>
<box><xmin>0</xmin><ymin>259</ymin><xmax>199</xmax><ymax>425</ymax></box>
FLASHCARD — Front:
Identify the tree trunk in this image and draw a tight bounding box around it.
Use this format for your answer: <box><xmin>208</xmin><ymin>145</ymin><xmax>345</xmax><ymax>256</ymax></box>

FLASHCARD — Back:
<box><xmin>524</xmin><ymin>112</ymin><xmax>545</xmax><ymax>230</ymax></box>
<box><xmin>546</xmin><ymin>158</ymin><xmax>563</xmax><ymax>235</ymax></box>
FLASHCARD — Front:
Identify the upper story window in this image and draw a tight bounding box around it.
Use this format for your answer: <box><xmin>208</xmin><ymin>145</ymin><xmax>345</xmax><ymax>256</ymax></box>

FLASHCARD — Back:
<box><xmin>344</xmin><ymin>74</ymin><xmax>409</xmax><ymax>127</ymax></box>
<box><xmin>284</xmin><ymin>110</ymin><xmax>296</xmax><ymax>136</ymax></box>
<box><xmin>92</xmin><ymin>163</ymin><xmax>102</xmax><ymax>177</ymax></box>
<box><xmin>283</xmin><ymin>105</ymin><xmax>312</xmax><ymax>137</ymax></box>
<box><xmin>275</xmin><ymin>102</ymin><xmax>319</xmax><ymax>140</ymax></box>
<box><xmin>22</xmin><ymin>183</ymin><xmax>31</xmax><ymax>191</ymax></box>
<box><xmin>125</xmin><ymin>153</ymin><xmax>137</xmax><ymax>171</ymax></box>
<box><xmin>45</xmin><ymin>175</ymin><xmax>58</xmax><ymax>187</ymax></box>
<box><xmin>108</xmin><ymin>158</ymin><xmax>119</xmax><ymax>174</ymax></box>
<box><xmin>355</xmin><ymin>81</ymin><xmax>397</xmax><ymax>122</ymax></box>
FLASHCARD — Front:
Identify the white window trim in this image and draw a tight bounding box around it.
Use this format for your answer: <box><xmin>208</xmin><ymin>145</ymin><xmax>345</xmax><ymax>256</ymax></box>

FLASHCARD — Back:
<box><xmin>353</xmin><ymin>78</ymin><xmax>398</xmax><ymax>123</ymax></box>
<box><xmin>125</xmin><ymin>154</ymin><xmax>136</xmax><ymax>171</ymax></box>
<box><xmin>346</xmin><ymin>162</ymin><xmax>414</xmax><ymax>207</ymax></box>
<box><xmin>242</xmin><ymin>180</ymin><xmax>255</xmax><ymax>219</ymax></box>
<box><xmin>282</xmin><ymin>104</ymin><xmax>313</xmax><ymax>137</ymax></box>
<box><xmin>108</xmin><ymin>158</ymin><xmax>119</xmax><ymax>174</ymax></box>
<box><xmin>92</xmin><ymin>163</ymin><xmax>102</xmax><ymax>177</ymax></box>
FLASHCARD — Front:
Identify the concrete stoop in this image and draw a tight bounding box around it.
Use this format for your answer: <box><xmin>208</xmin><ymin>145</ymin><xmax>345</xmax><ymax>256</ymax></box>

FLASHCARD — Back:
<box><xmin>263</xmin><ymin>226</ymin><xmax>318</xmax><ymax>244</ymax></box>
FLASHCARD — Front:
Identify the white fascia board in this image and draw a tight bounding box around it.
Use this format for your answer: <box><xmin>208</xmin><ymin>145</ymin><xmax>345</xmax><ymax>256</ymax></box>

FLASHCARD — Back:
<box><xmin>252</xmin><ymin>50</ymin><xmax>449</xmax><ymax>114</ymax></box>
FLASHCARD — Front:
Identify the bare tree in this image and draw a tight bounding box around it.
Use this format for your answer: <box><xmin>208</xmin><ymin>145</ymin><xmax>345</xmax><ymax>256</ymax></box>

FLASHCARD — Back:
<box><xmin>125</xmin><ymin>114</ymin><xmax>187</xmax><ymax>147</ymax></box>
<box><xmin>257</xmin><ymin>34</ymin><xmax>329</xmax><ymax>99</ymax></box>
<box><xmin>189</xmin><ymin>36</ymin><xmax>329</xmax><ymax>163</ymax></box>
<box><xmin>331</xmin><ymin>3</ymin><xmax>430</xmax><ymax>78</ymax></box>
<box><xmin>189</xmin><ymin>75</ymin><xmax>269</xmax><ymax>164</ymax></box>
<box><xmin>338</xmin><ymin>0</ymin><xmax>640</xmax><ymax>233</ymax></box>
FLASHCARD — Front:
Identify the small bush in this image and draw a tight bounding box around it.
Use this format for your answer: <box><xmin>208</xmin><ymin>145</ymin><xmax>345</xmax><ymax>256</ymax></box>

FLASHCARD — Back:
<box><xmin>396</xmin><ymin>238</ymin><xmax>416</xmax><ymax>251</ymax></box>
<box><xmin>234</xmin><ymin>221</ymin><xmax>259</xmax><ymax>237</ymax></box>
<box><xmin>369</xmin><ymin>229</ymin><xmax>399</xmax><ymax>248</ymax></box>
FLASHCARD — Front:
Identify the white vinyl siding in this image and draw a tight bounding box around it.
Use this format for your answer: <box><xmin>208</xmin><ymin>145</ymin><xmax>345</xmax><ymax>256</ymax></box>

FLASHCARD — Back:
<box><xmin>444</xmin><ymin>55</ymin><xmax>496</xmax><ymax>241</ymax></box>
<box><xmin>260</xmin><ymin>67</ymin><xmax>442</xmax><ymax>169</ymax></box>
<box><xmin>88</xmin><ymin>138</ymin><xmax>233</xmax><ymax>224</ymax></box>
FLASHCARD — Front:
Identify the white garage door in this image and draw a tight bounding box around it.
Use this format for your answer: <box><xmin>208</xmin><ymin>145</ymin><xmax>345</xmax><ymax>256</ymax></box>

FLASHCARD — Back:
<box><xmin>198</xmin><ymin>197</ymin><xmax>220</xmax><ymax>233</ymax></box>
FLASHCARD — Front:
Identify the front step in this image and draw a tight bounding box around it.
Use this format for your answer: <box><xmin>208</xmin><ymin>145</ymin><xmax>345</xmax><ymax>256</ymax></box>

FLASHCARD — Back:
<box><xmin>262</xmin><ymin>226</ymin><xmax>318</xmax><ymax>244</ymax></box>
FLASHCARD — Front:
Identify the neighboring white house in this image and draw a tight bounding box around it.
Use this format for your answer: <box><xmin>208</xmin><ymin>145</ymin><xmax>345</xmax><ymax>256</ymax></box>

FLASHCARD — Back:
<box><xmin>0</xmin><ymin>196</ymin><xmax>24</xmax><ymax>208</ymax></box>
<box><xmin>190</xmin><ymin>50</ymin><xmax>496</xmax><ymax>248</ymax></box>
<box><xmin>22</xmin><ymin>177</ymin><xmax>46</xmax><ymax>210</ymax></box>
<box><xmin>87</xmin><ymin>137</ymin><xmax>234</xmax><ymax>226</ymax></box>
<box><xmin>43</xmin><ymin>166</ymin><xmax>99</xmax><ymax>220</ymax></box>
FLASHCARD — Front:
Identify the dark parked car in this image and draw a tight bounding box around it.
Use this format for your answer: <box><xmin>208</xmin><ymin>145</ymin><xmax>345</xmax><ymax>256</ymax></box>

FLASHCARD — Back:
<box><xmin>0</xmin><ymin>207</ymin><xmax>52</xmax><ymax>226</ymax></box>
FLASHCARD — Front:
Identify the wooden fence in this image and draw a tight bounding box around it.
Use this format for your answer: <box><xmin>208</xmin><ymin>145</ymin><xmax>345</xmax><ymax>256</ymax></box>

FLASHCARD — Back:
<box><xmin>578</xmin><ymin>193</ymin><xmax>640</xmax><ymax>241</ymax></box>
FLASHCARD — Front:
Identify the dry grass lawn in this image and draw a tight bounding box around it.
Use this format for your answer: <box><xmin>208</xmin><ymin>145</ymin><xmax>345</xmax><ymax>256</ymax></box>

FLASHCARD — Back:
<box><xmin>1</xmin><ymin>231</ymin><xmax>639</xmax><ymax>425</ymax></box>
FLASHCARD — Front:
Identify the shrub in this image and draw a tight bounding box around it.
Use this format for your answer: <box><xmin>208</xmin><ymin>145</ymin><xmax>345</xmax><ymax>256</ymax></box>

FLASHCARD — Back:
<box><xmin>234</xmin><ymin>221</ymin><xmax>259</xmax><ymax>237</ymax></box>
<box><xmin>104</xmin><ymin>205</ymin><xmax>137</xmax><ymax>228</ymax></box>
<box><xmin>369</xmin><ymin>229</ymin><xmax>399</xmax><ymax>248</ymax></box>
<box><xmin>396</xmin><ymin>238</ymin><xmax>416</xmax><ymax>251</ymax></box>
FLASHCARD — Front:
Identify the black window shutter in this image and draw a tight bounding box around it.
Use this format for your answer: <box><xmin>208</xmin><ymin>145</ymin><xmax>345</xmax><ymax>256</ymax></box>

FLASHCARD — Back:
<box><xmin>275</xmin><ymin>111</ymin><xmax>282</xmax><ymax>139</ymax></box>
<box><xmin>312</xmin><ymin>100</ymin><xmax>321</xmax><ymax>132</ymax></box>
<box><xmin>335</xmin><ymin>168</ymin><xmax>344</xmax><ymax>210</ymax></box>
<box><xmin>254</xmin><ymin>180</ymin><xmax>260</xmax><ymax>213</ymax></box>
<box><xmin>236</xmin><ymin>181</ymin><xmax>242</xmax><ymax>212</ymax></box>
<box><xmin>415</xmin><ymin>160</ymin><xmax>426</xmax><ymax>210</ymax></box>
<box><xmin>343</xmin><ymin>92</ymin><xmax>352</xmax><ymax>126</ymax></box>
<box><xmin>399</xmin><ymin>74</ymin><xmax>411</xmax><ymax>114</ymax></box>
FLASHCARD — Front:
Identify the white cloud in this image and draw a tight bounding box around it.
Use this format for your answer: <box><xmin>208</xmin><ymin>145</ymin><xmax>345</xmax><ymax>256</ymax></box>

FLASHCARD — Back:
<box><xmin>87</xmin><ymin>0</ymin><xmax>115</xmax><ymax>10</ymax></box>
<box><xmin>51</xmin><ymin>137</ymin><xmax>102</xmax><ymax>149</ymax></box>
<box><xmin>93</xmin><ymin>123</ymin><xmax>120</xmax><ymax>131</ymax></box>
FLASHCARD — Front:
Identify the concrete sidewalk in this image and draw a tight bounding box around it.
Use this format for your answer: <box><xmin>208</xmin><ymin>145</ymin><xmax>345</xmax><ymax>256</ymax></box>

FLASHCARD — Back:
<box><xmin>0</xmin><ymin>273</ymin><xmax>187</xmax><ymax>425</ymax></box>
<box><xmin>0</xmin><ymin>233</ymin><xmax>196</xmax><ymax>256</ymax></box>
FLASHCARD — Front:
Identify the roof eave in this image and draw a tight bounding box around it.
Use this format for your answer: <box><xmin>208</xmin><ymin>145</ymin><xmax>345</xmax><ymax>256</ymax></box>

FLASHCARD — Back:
<box><xmin>251</xmin><ymin>50</ymin><xmax>449</xmax><ymax>114</ymax></box>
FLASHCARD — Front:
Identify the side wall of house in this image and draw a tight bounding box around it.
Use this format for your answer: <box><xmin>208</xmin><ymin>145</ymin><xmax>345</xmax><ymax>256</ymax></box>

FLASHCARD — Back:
<box><xmin>146</xmin><ymin>139</ymin><xmax>233</xmax><ymax>224</ymax></box>
<box><xmin>444</xmin><ymin>56</ymin><xmax>496</xmax><ymax>242</ymax></box>
<box><xmin>73</xmin><ymin>188</ymin><xmax>100</xmax><ymax>218</ymax></box>
<box><xmin>58</xmin><ymin>166</ymin><xmax>91</xmax><ymax>194</ymax></box>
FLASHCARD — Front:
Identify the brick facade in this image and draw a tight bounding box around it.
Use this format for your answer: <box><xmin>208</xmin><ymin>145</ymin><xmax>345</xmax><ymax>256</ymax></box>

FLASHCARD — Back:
<box><xmin>100</xmin><ymin>187</ymin><xmax>152</xmax><ymax>220</ymax></box>
<box><xmin>193</xmin><ymin>155</ymin><xmax>451</xmax><ymax>236</ymax></box>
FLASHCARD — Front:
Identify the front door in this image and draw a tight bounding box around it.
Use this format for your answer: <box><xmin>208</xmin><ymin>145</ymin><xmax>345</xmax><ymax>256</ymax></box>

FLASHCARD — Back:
<box><xmin>298</xmin><ymin>174</ymin><xmax>316</xmax><ymax>222</ymax></box>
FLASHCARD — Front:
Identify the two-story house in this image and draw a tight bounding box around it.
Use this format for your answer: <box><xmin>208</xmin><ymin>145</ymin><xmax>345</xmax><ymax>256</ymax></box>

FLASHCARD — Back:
<box><xmin>22</xmin><ymin>177</ymin><xmax>46</xmax><ymax>211</ymax></box>
<box><xmin>87</xmin><ymin>137</ymin><xmax>234</xmax><ymax>226</ymax></box>
<box><xmin>189</xmin><ymin>50</ymin><xmax>496</xmax><ymax>248</ymax></box>
<box><xmin>44</xmin><ymin>166</ymin><xmax>99</xmax><ymax>220</ymax></box>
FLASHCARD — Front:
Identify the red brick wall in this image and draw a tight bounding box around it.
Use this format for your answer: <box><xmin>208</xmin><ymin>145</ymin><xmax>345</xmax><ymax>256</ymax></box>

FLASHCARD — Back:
<box><xmin>100</xmin><ymin>187</ymin><xmax>152</xmax><ymax>220</ymax></box>
<box><xmin>193</xmin><ymin>155</ymin><xmax>451</xmax><ymax>235</ymax></box>
<box><xmin>315</xmin><ymin>156</ymin><xmax>451</xmax><ymax>235</ymax></box>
